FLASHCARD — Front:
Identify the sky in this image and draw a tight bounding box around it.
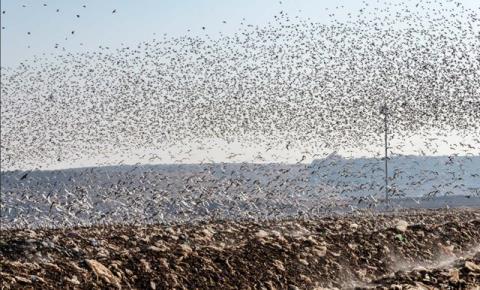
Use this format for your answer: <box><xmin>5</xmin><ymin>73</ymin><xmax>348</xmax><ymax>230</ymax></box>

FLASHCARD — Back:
<box><xmin>1</xmin><ymin>0</ymin><xmax>479</xmax><ymax>170</ymax></box>
<box><xmin>2</xmin><ymin>0</ymin><xmax>479</xmax><ymax>67</ymax></box>
<box><xmin>2</xmin><ymin>0</ymin><xmax>479</xmax><ymax>65</ymax></box>
<box><xmin>0</xmin><ymin>0</ymin><xmax>358</xmax><ymax>67</ymax></box>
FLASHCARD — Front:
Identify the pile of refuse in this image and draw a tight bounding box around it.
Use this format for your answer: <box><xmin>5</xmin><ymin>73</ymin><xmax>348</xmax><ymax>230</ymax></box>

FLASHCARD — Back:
<box><xmin>1</xmin><ymin>209</ymin><xmax>479</xmax><ymax>289</ymax></box>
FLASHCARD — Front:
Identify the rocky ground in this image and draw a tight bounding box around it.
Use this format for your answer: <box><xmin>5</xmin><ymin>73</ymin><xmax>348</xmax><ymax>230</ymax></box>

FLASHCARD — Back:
<box><xmin>1</xmin><ymin>208</ymin><xmax>479</xmax><ymax>289</ymax></box>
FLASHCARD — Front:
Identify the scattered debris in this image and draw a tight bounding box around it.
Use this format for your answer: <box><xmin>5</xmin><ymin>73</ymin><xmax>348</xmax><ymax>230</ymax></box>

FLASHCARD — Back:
<box><xmin>1</xmin><ymin>209</ymin><xmax>479</xmax><ymax>289</ymax></box>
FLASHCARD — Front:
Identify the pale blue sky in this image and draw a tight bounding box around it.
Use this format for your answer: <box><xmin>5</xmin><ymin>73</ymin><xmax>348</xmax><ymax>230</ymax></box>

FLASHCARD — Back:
<box><xmin>0</xmin><ymin>0</ymin><xmax>472</xmax><ymax>68</ymax></box>
<box><xmin>1</xmin><ymin>0</ymin><xmax>479</xmax><ymax>67</ymax></box>
<box><xmin>1</xmin><ymin>0</ymin><xmax>336</xmax><ymax>67</ymax></box>
<box><xmin>1</xmin><ymin>0</ymin><xmax>479</xmax><ymax>170</ymax></box>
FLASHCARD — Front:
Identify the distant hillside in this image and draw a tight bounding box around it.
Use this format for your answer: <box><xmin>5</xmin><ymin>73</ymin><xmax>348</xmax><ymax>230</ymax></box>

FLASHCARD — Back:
<box><xmin>1</xmin><ymin>154</ymin><xmax>479</xmax><ymax>228</ymax></box>
<box><xmin>2</xmin><ymin>154</ymin><xmax>479</xmax><ymax>198</ymax></box>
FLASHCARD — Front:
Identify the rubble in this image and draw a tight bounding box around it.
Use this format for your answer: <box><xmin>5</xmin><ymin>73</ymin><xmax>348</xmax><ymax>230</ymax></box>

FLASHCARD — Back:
<box><xmin>1</xmin><ymin>209</ymin><xmax>479</xmax><ymax>289</ymax></box>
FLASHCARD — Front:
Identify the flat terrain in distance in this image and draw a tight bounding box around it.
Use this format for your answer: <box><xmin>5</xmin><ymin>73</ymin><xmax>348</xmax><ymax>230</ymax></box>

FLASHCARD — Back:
<box><xmin>1</xmin><ymin>208</ymin><xmax>479</xmax><ymax>289</ymax></box>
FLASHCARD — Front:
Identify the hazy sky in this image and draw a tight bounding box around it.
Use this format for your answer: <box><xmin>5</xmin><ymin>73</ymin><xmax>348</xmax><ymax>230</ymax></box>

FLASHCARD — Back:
<box><xmin>2</xmin><ymin>0</ymin><xmax>478</xmax><ymax>68</ymax></box>
<box><xmin>0</xmin><ymin>0</ymin><xmax>345</xmax><ymax>67</ymax></box>
<box><xmin>1</xmin><ymin>0</ymin><xmax>479</xmax><ymax>170</ymax></box>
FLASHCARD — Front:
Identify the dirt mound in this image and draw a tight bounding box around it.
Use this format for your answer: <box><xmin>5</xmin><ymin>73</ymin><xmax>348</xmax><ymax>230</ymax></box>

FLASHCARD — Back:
<box><xmin>1</xmin><ymin>209</ymin><xmax>479</xmax><ymax>289</ymax></box>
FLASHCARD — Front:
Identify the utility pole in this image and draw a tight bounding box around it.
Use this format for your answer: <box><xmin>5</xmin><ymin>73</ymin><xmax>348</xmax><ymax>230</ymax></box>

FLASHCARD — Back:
<box><xmin>381</xmin><ymin>104</ymin><xmax>389</xmax><ymax>202</ymax></box>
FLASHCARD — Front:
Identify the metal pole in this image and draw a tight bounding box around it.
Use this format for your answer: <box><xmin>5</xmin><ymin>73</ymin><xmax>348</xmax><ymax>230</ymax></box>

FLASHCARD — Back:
<box><xmin>383</xmin><ymin>105</ymin><xmax>388</xmax><ymax>202</ymax></box>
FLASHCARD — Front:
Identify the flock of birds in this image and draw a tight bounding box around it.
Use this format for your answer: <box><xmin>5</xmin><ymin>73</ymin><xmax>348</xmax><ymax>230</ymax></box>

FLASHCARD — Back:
<box><xmin>1</xmin><ymin>0</ymin><xmax>479</xmax><ymax>228</ymax></box>
<box><xmin>2</xmin><ymin>155</ymin><xmax>479</xmax><ymax>228</ymax></box>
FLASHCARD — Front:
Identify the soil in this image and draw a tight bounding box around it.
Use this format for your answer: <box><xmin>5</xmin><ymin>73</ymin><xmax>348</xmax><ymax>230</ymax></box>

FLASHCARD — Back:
<box><xmin>1</xmin><ymin>208</ymin><xmax>479</xmax><ymax>289</ymax></box>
